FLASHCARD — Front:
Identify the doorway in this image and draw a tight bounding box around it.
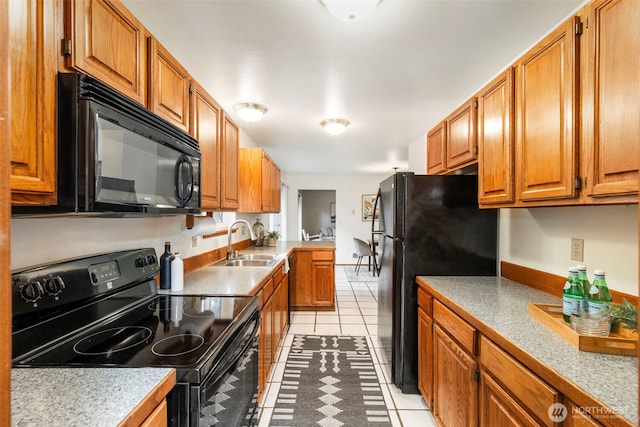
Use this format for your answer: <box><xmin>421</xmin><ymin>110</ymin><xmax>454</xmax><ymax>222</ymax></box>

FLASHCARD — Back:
<box><xmin>298</xmin><ymin>190</ymin><xmax>336</xmax><ymax>241</ymax></box>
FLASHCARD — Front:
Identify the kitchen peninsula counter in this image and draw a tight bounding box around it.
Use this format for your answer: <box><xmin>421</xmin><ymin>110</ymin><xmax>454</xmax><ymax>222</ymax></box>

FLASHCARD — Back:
<box><xmin>12</xmin><ymin>367</ymin><xmax>175</xmax><ymax>426</ymax></box>
<box><xmin>417</xmin><ymin>275</ymin><xmax>637</xmax><ymax>426</ymax></box>
<box><xmin>177</xmin><ymin>240</ymin><xmax>336</xmax><ymax>296</ymax></box>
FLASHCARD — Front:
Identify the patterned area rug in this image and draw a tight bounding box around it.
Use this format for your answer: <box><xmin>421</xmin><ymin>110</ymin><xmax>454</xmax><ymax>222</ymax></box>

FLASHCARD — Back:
<box><xmin>268</xmin><ymin>335</ymin><xmax>391</xmax><ymax>427</ymax></box>
<box><xmin>343</xmin><ymin>265</ymin><xmax>377</xmax><ymax>282</ymax></box>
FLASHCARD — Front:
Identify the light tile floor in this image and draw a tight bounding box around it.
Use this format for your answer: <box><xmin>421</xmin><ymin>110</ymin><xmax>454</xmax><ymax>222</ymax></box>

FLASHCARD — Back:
<box><xmin>258</xmin><ymin>266</ymin><xmax>438</xmax><ymax>427</ymax></box>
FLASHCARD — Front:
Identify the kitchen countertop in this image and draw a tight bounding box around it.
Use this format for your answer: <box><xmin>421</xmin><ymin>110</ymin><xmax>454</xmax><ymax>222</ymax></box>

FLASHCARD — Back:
<box><xmin>171</xmin><ymin>240</ymin><xmax>336</xmax><ymax>296</ymax></box>
<box><xmin>418</xmin><ymin>275</ymin><xmax>638</xmax><ymax>426</ymax></box>
<box><xmin>12</xmin><ymin>367</ymin><xmax>175</xmax><ymax>427</ymax></box>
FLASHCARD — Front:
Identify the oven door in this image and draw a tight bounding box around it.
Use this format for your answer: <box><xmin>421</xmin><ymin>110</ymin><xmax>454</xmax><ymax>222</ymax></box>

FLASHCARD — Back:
<box><xmin>190</xmin><ymin>309</ymin><xmax>260</xmax><ymax>427</ymax></box>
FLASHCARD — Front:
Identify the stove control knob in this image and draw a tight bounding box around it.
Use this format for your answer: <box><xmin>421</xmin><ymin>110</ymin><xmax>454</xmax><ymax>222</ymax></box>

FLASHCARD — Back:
<box><xmin>19</xmin><ymin>282</ymin><xmax>43</xmax><ymax>303</ymax></box>
<box><xmin>146</xmin><ymin>255</ymin><xmax>156</xmax><ymax>266</ymax></box>
<box><xmin>44</xmin><ymin>276</ymin><xmax>65</xmax><ymax>296</ymax></box>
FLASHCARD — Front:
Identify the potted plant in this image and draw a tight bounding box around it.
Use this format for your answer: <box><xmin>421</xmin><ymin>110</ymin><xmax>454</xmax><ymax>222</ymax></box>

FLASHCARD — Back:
<box><xmin>266</xmin><ymin>230</ymin><xmax>281</xmax><ymax>247</ymax></box>
<box><xmin>605</xmin><ymin>299</ymin><xmax>638</xmax><ymax>338</ymax></box>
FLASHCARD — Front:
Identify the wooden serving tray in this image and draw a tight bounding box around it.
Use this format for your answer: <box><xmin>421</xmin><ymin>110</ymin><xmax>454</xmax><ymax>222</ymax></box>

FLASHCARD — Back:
<box><xmin>528</xmin><ymin>303</ymin><xmax>637</xmax><ymax>357</ymax></box>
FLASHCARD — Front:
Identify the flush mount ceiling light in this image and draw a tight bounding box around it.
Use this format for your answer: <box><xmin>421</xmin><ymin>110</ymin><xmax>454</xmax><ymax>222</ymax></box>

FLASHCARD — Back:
<box><xmin>321</xmin><ymin>118</ymin><xmax>350</xmax><ymax>136</ymax></box>
<box><xmin>234</xmin><ymin>103</ymin><xmax>268</xmax><ymax>123</ymax></box>
<box><xmin>321</xmin><ymin>0</ymin><xmax>381</xmax><ymax>22</ymax></box>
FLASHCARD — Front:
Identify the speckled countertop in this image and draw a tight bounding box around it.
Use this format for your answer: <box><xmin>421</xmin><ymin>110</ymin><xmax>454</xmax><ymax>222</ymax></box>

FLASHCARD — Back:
<box><xmin>12</xmin><ymin>367</ymin><xmax>175</xmax><ymax>427</ymax></box>
<box><xmin>163</xmin><ymin>240</ymin><xmax>336</xmax><ymax>296</ymax></box>
<box><xmin>418</xmin><ymin>276</ymin><xmax>638</xmax><ymax>426</ymax></box>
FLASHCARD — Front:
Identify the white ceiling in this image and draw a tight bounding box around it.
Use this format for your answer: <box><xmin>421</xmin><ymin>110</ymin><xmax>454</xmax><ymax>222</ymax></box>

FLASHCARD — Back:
<box><xmin>124</xmin><ymin>0</ymin><xmax>583</xmax><ymax>176</ymax></box>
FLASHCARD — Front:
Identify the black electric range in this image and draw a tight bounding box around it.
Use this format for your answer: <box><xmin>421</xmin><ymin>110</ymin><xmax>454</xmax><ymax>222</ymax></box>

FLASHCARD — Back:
<box><xmin>12</xmin><ymin>248</ymin><xmax>259</xmax><ymax>427</ymax></box>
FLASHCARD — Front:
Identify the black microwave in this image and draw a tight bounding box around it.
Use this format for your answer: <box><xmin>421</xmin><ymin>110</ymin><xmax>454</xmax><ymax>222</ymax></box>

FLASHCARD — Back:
<box><xmin>13</xmin><ymin>73</ymin><xmax>201</xmax><ymax>216</ymax></box>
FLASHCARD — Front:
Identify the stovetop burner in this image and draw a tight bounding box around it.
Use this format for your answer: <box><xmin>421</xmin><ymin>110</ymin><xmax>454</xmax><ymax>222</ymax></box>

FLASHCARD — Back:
<box><xmin>152</xmin><ymin>334</ymin><xmax>205</xmax><ymax>357</ymax></box>
<box><xmin>74</xmin><ymin>326</ymin><xmax>153</xmax><ymax>356</ymax></box>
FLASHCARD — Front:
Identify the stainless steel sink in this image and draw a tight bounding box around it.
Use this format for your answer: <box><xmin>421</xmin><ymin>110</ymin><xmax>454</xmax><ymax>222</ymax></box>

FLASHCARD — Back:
<box><xmin>236</xmin><ymin>254</ymin><xmax>279</xmax><ymax>261</ymax></box>
<box><xmin>211</xmin><ymin>254</ymin><xmax>280</xmax><ymax>267</ymax></box>
<box><xmin>223</xmin><ymin>259</ymin><xmax>276</xmax><ymax>267</ymax></box>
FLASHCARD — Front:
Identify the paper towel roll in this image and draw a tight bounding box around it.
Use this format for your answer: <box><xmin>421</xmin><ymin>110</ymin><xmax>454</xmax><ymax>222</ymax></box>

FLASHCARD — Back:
<box><xmin>182</xmin><ymin>216</ymin><xmax>220</xmax><ymax>236</ymax></box>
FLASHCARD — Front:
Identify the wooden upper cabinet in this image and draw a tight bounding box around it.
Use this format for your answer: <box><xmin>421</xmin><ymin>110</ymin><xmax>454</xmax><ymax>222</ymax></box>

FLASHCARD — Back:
<box><xmin>446</xmin><ymin>98</ymin><xmax>478</xmax><ymax>171</ymax></box>
<box><xmin>261</xmin><ymin>154</ymin><xmax>273</xmax><ymax>211</ymax></box>
<box><xmin>515</xmin><ymin>16</ymin><xmax>580</xmax><ymax>203</ymax></box>
<box><xmin>238</xmin><ymin>147</ymin><xmax>280</xmax><ymax>213</ymax></box>
<box><xmin>190</xmin><ymin>80</ymin><xmax>222</xmax><ymax>211</ymax></box>
<box><xmin>478</xmin><ymin>69</ymin><xmax>515</xmax><ymax>206</ymax></box>
<box><xmin>66</xmin><ymin>0</ymin><xmax>146</xmax><ymax>105</ymax></box>
<box><xmin>10</xmin><ymin>0</ymin><xmax>58</xmax><ymax>205</ymax></box>
<box><xmin>427</xmin><ymin>122</ymin><xmax>446</xmax><ymax>175</ymax></box>
<box><xmin>221</xmin><ymin>115</ymin><xmax>240</xmax><ymax>210</ymax></box>
<box><xmin>148</xmin><ymin>38</ymin><xmax>190</xmax><ymax>132</ymax></box>
<box><xmin>581</xmin><ymin>0</ymin><xmax>639</xmax><ymax>200</ymax></box>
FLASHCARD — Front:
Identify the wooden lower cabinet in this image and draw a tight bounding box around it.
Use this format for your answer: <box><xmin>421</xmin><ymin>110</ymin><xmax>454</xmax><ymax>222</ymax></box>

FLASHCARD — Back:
<box><xmin>417</xmin><ymin>306</ymin><xmax>433</xmax><ymax>408</ymax></box>
<box><xmin>433</xmin><ymin>324</ymin><xmax>478</xmax><ymax>427</ymax></box>
<box><xmin>479</xmin><ymin>371</ymin><xmax>541</xmax><ymax>427</ymax></box>
<box><xmin>480</xmin><ymin>337</ymin><xmax>559</xmax><ymax>426</ymax></box>
<box><xmin>290</xmin><ymin>249</ymin><xmax>335</xmax><ymax>311</ymax></box>
<box><xmin>258</xmin><ymin>266</ymin><xmax>289</xmax><ymax>398</ymax></box>
<box><xmin>139</xmin><ymin>399</ymin><xmax>168</xmax><ymax>427</ymax></box>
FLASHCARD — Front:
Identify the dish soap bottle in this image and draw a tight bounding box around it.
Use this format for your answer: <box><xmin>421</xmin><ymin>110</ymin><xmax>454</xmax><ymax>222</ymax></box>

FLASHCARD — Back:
<box><xmin>159</xmin><ymin>242</ymin><xmax>174</xmax><ymax>290</ymax></box>
<box><xmin>562</xmin><ymin>267</ymin><xmax>583</xmax><ymax>322</ymax></box>
<box><xmin>588</xmin><ymin>269</ymin><xmax>612</xmax><ymax>318</ymax></box>
<box><xmin>171</xmin><ymin>252</ymin><xmax>184</xmax><ymax>292</ymax></box>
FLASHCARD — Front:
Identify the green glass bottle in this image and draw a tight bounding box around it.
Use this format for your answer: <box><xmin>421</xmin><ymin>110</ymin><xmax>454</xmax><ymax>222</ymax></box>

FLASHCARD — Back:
<box><xmin>588</xmin><ymin>269</ymin><xmax>612</xmax><ymax>318</ymax></box>
<box><xmin>562</xmin><ymin>267</ymin><xmax>584</xmax><ymax>322</ymax></box>
<box><xmin>576</xmin><ymin>265</ymin><xmax>590</xmax><ymax>312</ymax></box>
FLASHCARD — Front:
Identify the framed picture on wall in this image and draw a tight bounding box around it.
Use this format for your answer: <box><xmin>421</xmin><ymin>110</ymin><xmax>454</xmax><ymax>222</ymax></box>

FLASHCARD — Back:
<box><xmin>362</xmin><ymin>194</ymin><xmax>379</xmax><ymax>221</ymax></box>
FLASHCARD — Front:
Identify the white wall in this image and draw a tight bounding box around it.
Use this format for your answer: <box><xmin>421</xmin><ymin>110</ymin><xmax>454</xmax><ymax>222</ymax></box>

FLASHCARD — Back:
<box><xmin>408</xmin><ymin>134</ymin><xmax>427</xmax><ymax>174</ymax></box>
<box><xmin>500</xmin><ymin>205</ymin><xmax>638</xmax><ymax>295</ymax></box>
<box><xmin>284</xmin><ymin>173</ymin><xmax>389</xmax><ymax>264</ymax></box>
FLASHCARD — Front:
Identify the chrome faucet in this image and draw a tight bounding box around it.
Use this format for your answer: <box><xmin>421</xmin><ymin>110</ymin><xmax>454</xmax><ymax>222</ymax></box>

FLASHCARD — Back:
<box><xmin>227</xmin><ymin>219</ymin><xmax>257</xmax><ymax>259</ymax></box>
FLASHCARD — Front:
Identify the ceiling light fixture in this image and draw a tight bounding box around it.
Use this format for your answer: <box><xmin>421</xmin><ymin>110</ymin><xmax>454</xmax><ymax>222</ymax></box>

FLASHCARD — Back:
<box><xmin>321</xmin><ymin>118</ymin><xmax>350</xmax><ymax>136</ymax></box>
<box><xmin>321</xmin><ymin>0</ymin><xmax>381</xmax><ymax>22</ymax></box>
<box><xmin>234</xmin><ymin>102</ymin><xmax>268</xmax><ymax>123</ymax></box>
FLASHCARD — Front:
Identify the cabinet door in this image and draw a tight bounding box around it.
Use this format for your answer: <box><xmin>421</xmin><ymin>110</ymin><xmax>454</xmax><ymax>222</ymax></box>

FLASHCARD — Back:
<box><xmin>433</xmin><ymin>325</ymin><xmax>478</xmax><ymax>427</ymax></box>
<box><xmin>148</xmin><ymin>38</ymin><xmax>190</xmax><ymax>132</ymax></box>
<box><xmin>478</xmin><ymin>69</ymin><xmax>515</xmax><ymax>206</ymax></box>
<box><xmin>221</xmin><ymin>115</ymin><xmax>240</xmax><ymax>210</ymax></box>
<box><xmin>190</xmin><ymin>80</ymin><xmax>221</xmax><ymax>210</ymax></box>
<box><xmin>446</xmin><ymin>98</ymin><xmax>478</xmax><ymax>170</ymax></box>
<box><xmin>582</xmin><ymin>0</ymin><xmax>639</xmax><ymax>199</ymax></box>
<box><xmin>515</xmin><ymin>17</ymin><xmax>580</xmax><ymax>202</ymax></box>
<box><xmin>427</xmin><ymin>122</ymin><xmax>446</xmax><ymax>175</ymax></box>
<box><xmin>418</xmin><ymin>307</ymin><xmax>433</xmax><ymax>409</ymax></box>
<box><xmin>10</xmin><ymin>0</ymin><xmax>58</xmax><ymax>206</ymax></box>
<box><xmin>479</xmin><ymin>371</ymin><xmax>541</xmax><ymax>427</ymax></box>
<box><xmin>312</xmin><ymin>261</ymin><xmax>334</xmax><ymax>307</ymax></box>
<box><xmin>272</xmin><ymin>163</ymin><xmax>281</xmax><ymax>213</ymax></box>
<box><xmin>261</xmin><ymin>153</ymin><xmax>273</xmax><ymax>212</ymax></box>
<box><xmin>67</xmin><ymin>0</ymin><xmax>146</xmax><ymax>105</ymax></box>
<box><xmin>290</xmin><ymin>251</ymin><xmax>312</xmax><ymax>308</ymax></box>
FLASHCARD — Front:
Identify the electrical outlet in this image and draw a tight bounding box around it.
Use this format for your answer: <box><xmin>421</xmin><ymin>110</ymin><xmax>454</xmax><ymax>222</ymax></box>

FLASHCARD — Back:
<box><xmin>571</xmin><ymin>238</ymin><xmax>584</xmax><ymax>262</ymax></box>
<box><xmin>191</xmin><ymin>236</ymin><xmax>198</xmax><ymax>248</ymax></box>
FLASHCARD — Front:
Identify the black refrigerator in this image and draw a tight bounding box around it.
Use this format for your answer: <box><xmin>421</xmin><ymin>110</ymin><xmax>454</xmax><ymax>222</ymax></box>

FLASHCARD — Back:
<box><xmin>374</xmin><ymin>172</ymin><xmax>497</xmax><ymax>394</ymax></box>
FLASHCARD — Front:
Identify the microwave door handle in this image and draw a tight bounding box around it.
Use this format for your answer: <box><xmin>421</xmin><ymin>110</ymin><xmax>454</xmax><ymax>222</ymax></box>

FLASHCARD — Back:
<box><xmin>174</xmin><ymin>154</ymin><xmax>193</xmax><ymax>207</ymax></box>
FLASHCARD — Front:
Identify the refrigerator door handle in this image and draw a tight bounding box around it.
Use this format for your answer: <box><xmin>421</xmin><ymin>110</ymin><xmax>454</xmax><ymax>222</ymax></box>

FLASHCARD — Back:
<box><xmin>371</xmin><ymin>188</ymin><xmax>383</xmax><ymax>275</ymax></box>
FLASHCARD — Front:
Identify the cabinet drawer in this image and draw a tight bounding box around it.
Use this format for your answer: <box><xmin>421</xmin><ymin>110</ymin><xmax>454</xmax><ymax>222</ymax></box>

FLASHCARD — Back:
<box><xmin>273</xmin><ymin>264</ymin><xmax>284</xmax><ymax>285</ymax></box>
<box><xmin>417</xmin><ymin>288</ymin><xmax>432</xmax><ymax>315</ymax></box>
<box><xmin>262</xmin><ymin>277</ymin><xmax>274</xmax><ymax>302</ymax></box>
<box><xmin>433</xmin><ymin>300</ymin><xmax>476</xmax><ymax>354</ymax></box>
<box><xmin>312</xmin><ymin>250</ymin><xmax>334</xmax><ymax>261</ymax></box>
<box><xmin>480</xmin><ymin>336</ymin><xmax>559</xmax><ymax>425</ymax></box>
